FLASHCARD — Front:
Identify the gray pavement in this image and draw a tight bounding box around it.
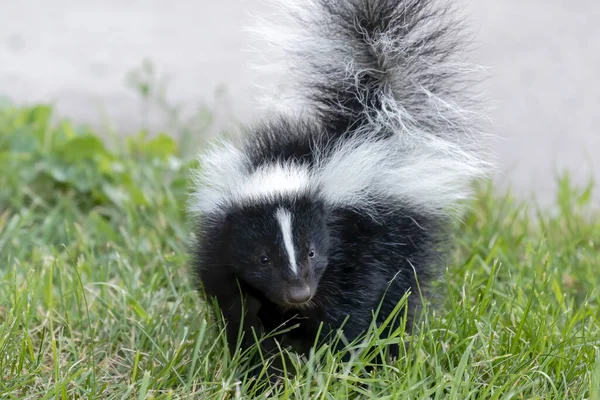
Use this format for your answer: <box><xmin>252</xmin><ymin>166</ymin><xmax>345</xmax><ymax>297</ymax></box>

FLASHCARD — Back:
<box><xmin>1</xmin><ymin>0</ymin><xmax>599</xmax><ymax>207</ymax></box>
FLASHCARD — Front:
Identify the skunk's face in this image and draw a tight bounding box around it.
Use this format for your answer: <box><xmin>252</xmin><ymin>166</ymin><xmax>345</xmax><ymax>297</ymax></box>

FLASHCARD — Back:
<box><xmin>222</xmin><ymin>198</ymin><xmax>330</xmax><ymax>307</ymax></box>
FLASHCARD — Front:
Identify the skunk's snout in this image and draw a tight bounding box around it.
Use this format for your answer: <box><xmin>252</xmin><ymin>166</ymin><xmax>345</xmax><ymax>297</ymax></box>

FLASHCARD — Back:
<box><xmin>286</xmin><ymin>284</ymin><xmax>312</xmax><ymax>304</ymax></box>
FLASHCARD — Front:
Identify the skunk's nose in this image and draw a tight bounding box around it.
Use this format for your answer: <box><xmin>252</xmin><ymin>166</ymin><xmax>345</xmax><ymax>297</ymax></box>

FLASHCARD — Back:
<box><xmin>286</xmin><ymin>285</ymin><xmax>312</xmax><ymax>304</ymax></box>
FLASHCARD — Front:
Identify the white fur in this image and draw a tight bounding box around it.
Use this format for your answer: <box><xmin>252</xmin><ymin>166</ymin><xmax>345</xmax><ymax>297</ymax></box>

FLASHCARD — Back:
<box><xmin>245</xmin><ymin>0</ymin><xmax>492</xmax><ymax>215</ymax></box>
<box><xmin>275</xmin><ymin>208</ymin><xmax>298</xmax><ymax>275</ymax></box>
<box><xmin>315</xmin><ymin>133</ymin><xmax>490</xmax><ymax>219</ymax></box>
<box><xmin>187</xmin><ymin>144</ymin><xmax>313</xmax><ymax>216</ymax></box>
<box><xmin>188</xmin><ymin>132</ymin><xmax>489</xmax><ymax>219</ymax></box>
<box><xmin>240</xmin><ymin>163</ymin><xmax>311</xmax><ymax>202</ymax></box>
<box><xmin>188</xmin><ymin>0</ymin><xmax>494</xmax><ymax>219</ymax></box>
<box><xmin>187</xmin><ymin>140</ymin><xmax>250</xmax><ymax>215</ymax></box>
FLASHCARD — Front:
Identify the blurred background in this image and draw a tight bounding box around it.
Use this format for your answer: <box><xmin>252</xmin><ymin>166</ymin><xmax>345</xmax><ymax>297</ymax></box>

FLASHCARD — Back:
<box><xmin>1</xmin><ymin>0</ymin><xmax>598</xmax><ymax>207</ymax></box>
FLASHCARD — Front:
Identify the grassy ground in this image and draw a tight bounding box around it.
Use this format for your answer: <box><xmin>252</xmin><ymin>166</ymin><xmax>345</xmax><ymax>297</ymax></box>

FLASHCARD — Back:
<box><xmin>1</xmin><ymin>102</ymin><xmax>599</xmax><ymax>399</ymax></box>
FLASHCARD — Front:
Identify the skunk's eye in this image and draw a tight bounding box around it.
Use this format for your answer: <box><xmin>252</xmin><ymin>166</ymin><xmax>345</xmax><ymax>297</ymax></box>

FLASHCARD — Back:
<box><xmin>259</xmin><ymin>256</ymin><xmax>270</xmax><ymax>265</ymax></box>
<box><xmin>308</xmin><ymin>249</ymin><xmax>315</xmax><ymax>258</ymax></box>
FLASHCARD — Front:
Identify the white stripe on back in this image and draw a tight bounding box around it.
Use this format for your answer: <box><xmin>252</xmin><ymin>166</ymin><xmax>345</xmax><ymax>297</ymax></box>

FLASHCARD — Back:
<box><xmin>240</xmin><ymin>163</ymin><xmax>311</xmax><ymax>202</ymax></box>
<box><xmin>275</xmin><ymin>207</ymin><xmax>298</xmax><ymax>276</ymax></box>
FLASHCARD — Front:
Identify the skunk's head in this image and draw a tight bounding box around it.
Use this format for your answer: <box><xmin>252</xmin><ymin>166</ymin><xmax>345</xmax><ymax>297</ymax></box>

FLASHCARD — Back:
<box><xmin>188</xmin><ymin>141</ymin><xmax>334</xmax><ymax>307</ymax></box>
<box><xmin>220</xmin><ymin>196</ymin><xmax>330</xmax><ymax>307</ymax></box>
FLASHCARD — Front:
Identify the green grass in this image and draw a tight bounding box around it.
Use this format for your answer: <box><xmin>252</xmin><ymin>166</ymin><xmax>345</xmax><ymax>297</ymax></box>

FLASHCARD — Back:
<box><xmin>1</xmin><ymin>101</ymin><xmax>599</xmax><ymax>399</ymax></box>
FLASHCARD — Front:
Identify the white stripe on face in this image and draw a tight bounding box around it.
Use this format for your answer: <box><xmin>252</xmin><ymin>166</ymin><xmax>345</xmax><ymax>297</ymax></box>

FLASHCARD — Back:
<box><xmin>275</xmin><ymin>207</ymin><xmax>298</xmax><ymax>276</ymax></box>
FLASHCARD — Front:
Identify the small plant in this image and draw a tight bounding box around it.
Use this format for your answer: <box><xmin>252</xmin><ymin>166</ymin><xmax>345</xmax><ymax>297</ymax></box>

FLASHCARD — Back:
<box><xmin>125</xmin><ymin>58</ymin><xmax>230</xmax><ymax>162</ymax></box>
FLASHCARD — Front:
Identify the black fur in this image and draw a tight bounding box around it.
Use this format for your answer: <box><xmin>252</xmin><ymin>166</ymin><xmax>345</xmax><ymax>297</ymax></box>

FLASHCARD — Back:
<box><xmin>188</xmin><ymin>0</ymin><xmax>483</xmax><ymax>382</ymax></box>
<box><xmin>191</xmin><ymin>119</ymin><xmax>448</xmax><ymax>368</ymax></box>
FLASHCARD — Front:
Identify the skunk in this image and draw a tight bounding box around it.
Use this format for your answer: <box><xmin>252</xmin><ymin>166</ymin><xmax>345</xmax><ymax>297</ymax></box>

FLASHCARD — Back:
<box><xmin>187</xmin><ymin>0</ymin><xmax>491</xmax><ymax>374</ymax></box>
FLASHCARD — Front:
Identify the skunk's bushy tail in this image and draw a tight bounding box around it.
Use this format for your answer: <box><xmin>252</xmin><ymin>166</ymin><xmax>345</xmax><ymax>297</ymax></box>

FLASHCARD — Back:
<box><xmin>248</xmin><ymin>0</ymin><xmax>492</xmax><ymax>217</ymax></box>
<box><xmin>251</xmin><ymin>0</ymin><xmax>482</xmax><ymax>132</ymax></box>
